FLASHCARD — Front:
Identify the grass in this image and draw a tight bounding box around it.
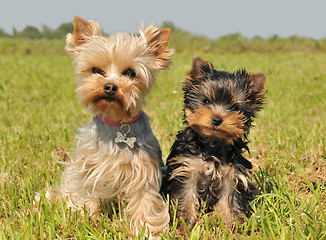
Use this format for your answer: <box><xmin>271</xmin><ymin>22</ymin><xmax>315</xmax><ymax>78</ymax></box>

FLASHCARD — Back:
<box><xmin>0</xmin><ymin>48</ymin><xmax>326</xmax><ymax>239</ymax></box>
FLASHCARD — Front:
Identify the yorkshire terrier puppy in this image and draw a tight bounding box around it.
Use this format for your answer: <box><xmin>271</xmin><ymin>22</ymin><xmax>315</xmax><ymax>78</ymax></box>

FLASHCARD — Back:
<box><xmin>164</xmin><ymin>56</ymin><xmax>266</xmax><ymax>231</ymax></box>
<box><xmin>45</xmin><ymin>16</ymin><xmax>174</xmax><ymax>235</ymax></box>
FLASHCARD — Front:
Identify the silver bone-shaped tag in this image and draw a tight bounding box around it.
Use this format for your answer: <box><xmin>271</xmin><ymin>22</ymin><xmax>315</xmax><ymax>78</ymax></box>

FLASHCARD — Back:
<box><xmin>114</xmin><ymin>124</ymin><xmax>136</xmax><ymax>148</ymax></box>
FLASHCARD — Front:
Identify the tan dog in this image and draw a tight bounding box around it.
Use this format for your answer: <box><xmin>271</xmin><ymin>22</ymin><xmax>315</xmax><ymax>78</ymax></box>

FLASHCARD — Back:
<box><xmin>44</xmin><ymin>16</ymin><xmax>173</xmax><ymax>236</ymax></box>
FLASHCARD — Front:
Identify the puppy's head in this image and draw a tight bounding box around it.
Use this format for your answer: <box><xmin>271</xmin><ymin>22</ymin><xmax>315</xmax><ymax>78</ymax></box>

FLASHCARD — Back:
<box><xmin>66</xmin><ymin>16</ymin><xmax>174</xmax><ymax>122</ymax></box>
<box><xmin>183</xmin><ymin>56</ymin><xmax>266</xmax><ymax>143</ymax></box>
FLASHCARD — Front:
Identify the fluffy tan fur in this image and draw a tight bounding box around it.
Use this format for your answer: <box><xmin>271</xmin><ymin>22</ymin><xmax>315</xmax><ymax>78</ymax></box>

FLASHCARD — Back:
<box><xmin>44</xmin><ymin>16</ymin><xmax>173</xmax><ymax>237</ymax></box>
<box><xmin>185</xmin><ymin>105</ymin><xmax>246</xmax><ymax>144</ymax></box>
<box><xmin>67</xmin><ymin>17</ymin><xmax>173</xmax><ymax>123</ymax></box>
<box><xmin>48</xmin><ymin>120</ymin><xmax>169</xmax><ymax>233</ymax></box>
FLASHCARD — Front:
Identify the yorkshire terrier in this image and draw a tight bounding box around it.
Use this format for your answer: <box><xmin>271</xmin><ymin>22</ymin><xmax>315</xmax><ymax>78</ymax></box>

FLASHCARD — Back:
<box><xmin>44</xmin><ymin>16</ymin><xmax>174</xmax><ymax>236</ymax></box>
<box><xmin>164</xmin><ymin>56</ymin><xmax>266</xmax><ymax>231</ymax></box>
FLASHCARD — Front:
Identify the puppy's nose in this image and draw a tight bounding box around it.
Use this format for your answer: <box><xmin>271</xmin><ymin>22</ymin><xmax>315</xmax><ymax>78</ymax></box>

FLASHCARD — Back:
<box><xmin>103</xmin><ymin>84</ymin><xmax>118</xmax><ymax>95</ymax></box>
<box><xmin>212</xmin><ymin>116</ymin><xmax>223</xmax><ymax>126</ymax></box>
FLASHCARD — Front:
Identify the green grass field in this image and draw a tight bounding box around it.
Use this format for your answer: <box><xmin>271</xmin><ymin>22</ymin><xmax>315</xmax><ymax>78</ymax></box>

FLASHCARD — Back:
<box><xmin>0</xmin><ymin>46</ymin><xmax>326</xmax><ymax>239</ymax></box>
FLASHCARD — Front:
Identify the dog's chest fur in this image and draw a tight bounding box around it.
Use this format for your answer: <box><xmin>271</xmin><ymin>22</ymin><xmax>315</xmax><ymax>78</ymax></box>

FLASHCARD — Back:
<box><xmin>165</xmin><ymin>127</ymin><xmax>251</xmax><ymax>208</ymax></box>
<box><xmin>64</xmin><ymin>112</ymin><xmax>163</xmax><ymax>200</ymax></box>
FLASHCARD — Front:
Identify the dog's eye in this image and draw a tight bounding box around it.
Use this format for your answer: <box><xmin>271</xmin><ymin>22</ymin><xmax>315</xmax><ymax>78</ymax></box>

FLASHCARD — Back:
<box><xmin>92</xmin><ymin>67</ymin><xmax>107</xmax><ymax>77</ymax></box>
<box><xmin>203</xmin><ymin>98</ymin><xmax>211</xmax><ymax>105</ymax></box>
<box><xmin>122</xmin><ymin>68</ymin><xmax>136</xmax><ymax>78</ymax></box>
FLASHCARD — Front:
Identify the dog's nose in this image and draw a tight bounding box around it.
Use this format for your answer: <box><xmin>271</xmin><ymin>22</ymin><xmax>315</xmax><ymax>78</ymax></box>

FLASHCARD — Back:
<box><xmin>103</xmin><ymin>84</ymin><xmax>118</xmax><ymax>95</ymax></box>
<box><xmin>212</xmin><ymin>116</ymin><xmax>223</xmax><ymax>126</ymax></box>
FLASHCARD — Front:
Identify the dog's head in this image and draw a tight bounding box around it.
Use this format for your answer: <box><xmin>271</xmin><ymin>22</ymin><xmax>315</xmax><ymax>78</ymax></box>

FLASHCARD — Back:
<box><xmin>66</xmin><ymin>16</ymin><xmax>174</xmax><ymax>122</ymax></box>
<box><xmin>183</xmin><ymin>56</ymin><xmax>267</xmax><ymax>143</ymax></box>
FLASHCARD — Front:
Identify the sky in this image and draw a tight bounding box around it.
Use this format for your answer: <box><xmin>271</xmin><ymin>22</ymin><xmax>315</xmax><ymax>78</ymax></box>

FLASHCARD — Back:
<box><xmin>1</xmin><ymin>0</ymin><xmax>326</xmax><ymax>39</ymax></box>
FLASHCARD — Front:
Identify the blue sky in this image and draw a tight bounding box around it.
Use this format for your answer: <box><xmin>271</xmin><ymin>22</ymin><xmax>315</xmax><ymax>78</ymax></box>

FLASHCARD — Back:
<box><xmin>1</xmin><ymin>0</ymin><xmax>326</xmax><ymax>39</ymax></box>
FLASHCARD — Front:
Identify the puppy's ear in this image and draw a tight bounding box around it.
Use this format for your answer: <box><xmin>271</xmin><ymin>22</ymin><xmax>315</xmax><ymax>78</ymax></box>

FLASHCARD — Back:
<box><xmin>249</xmin><ymin>72</ymin><xmax>267</xmax><ymax>92</ymax></box>
<box><xmin>142</xmin><ymin>25</ymin><xmax>174</xmax><ymax>69</ymax></box>
<box><xmin>66</xmin><ymin>16</ymin><xmax>101</xmax><ymax>56</ymax></box>
<box><xmin>187</xmin><ymin>55</ymin><xmax>214</xmax><ymax>81</ymax></box>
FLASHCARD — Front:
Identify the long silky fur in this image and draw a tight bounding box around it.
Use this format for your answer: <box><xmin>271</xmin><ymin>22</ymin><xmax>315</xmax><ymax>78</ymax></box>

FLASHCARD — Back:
<box><xmin>47</xmin><ymin>112</ymin><xmax>169</xmax><ymax>233</ymax></box>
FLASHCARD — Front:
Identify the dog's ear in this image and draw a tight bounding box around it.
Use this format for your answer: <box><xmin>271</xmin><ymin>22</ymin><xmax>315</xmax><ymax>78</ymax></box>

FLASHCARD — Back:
<box><xmin>187</xmin><ymin>55</ymin><xmax>214</xmax><ymax>81</ymax></box>
<box><xmin>142</xmin><ymin>25</ymin><xmax>174</xmax><ymax>69</ymax></box>
<box><xmin>66</xmin><ymin>16</ymin><xmax>101</xmax><ymax>56</ymax></box>
<box><xmin>249</xmin><ymin>72</ymin><xmax>267</xmax><ymax>92</ymax></box>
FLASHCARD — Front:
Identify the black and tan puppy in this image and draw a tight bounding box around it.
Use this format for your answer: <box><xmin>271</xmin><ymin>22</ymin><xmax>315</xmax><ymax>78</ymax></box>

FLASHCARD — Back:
<box><xmin>164</xmin><ymin>56</ymin><xmax>267</xmax><ymax>231</ymax></box>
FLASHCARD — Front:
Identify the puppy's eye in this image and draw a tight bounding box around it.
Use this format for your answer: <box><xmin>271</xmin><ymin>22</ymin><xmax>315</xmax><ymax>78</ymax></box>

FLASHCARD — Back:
<box><xmin>203</xmin><ymin>98</ymin><xmax>211</xmax><ymax>105</ymax></box>
<box><xmin>92</xmin><ymin>67</ymin><xmax>106</xmax><ymax>77</ymax></box>
<box><xmin>122</xmin><ymin>68</ymin><xmax>136</xmax><ymax>78</ymax></box>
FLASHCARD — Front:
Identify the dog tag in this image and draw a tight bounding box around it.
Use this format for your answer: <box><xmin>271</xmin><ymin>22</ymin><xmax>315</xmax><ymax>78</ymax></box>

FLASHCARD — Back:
<box><xmin>114</xmin><ymin>124</ymin><xmax>136</xmax><ymax>148</ymax></box>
